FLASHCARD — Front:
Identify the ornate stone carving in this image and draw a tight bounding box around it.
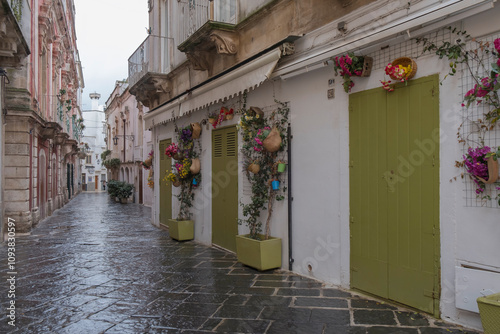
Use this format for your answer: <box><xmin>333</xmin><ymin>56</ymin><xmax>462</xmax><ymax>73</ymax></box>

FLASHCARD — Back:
<box><xmin>152</xmin><ymin>77</ymin><xmax>171</xmax><ymax>93</ymax></box>
<box><xmin>281</xmin><ymin>42</ymin><xmax>295</xmax><ymax>56</ymax></box>
<box><xmin>186</xmin><ymin>51</ymin><xmax>213</xmax><ymax>72</ymax></box>
<box><xmin>210</xmin><ymin>31</ymin><xmax>238</xmax><ymax>55</ymax></box>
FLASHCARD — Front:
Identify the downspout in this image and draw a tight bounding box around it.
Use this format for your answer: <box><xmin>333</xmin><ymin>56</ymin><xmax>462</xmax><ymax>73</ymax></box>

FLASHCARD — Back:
<box><xmin>288</xmin><ymin>123</ymin><xmax>294</xmax><ymax>271</ymax></box>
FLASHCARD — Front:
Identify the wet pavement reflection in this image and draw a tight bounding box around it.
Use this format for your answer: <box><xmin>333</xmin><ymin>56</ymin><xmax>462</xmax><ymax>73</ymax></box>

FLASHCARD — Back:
<box><xmin>0</xmin><ymin>193</ymin><xmax>481</xmax><ymax>333</ymax></box>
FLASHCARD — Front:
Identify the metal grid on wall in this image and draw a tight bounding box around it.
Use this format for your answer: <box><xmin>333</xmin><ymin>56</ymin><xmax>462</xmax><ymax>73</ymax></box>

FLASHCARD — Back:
<box><xmin>460</xmin><ymin>31</ymin><xmax>500</xmax><ymax>208</ymax></box>
<box><xmin>363</xmin><ymin>25</ymin><xmax>500</xmax><ymax>208</ymax></box>
<box><xmin>367</xmin><ymin>28</ymin><xmax>454</xmax><ymax>71</ymax></box>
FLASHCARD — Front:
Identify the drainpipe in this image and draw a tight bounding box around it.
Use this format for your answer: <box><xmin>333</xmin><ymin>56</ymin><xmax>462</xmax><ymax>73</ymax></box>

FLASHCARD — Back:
<box><xmin>123</xmin><ymin>118</ymin><xmax>126</xmax><ymax>163</ymax></box>
<box><xmin>288</xmin><ymin>123</ymin><xmax>294</xmax><ymax>271</ymax></box>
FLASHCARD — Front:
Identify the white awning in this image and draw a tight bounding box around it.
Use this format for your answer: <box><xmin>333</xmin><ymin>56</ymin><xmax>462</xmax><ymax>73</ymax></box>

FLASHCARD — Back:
<box><xmin>144</xmin><ymin>47</ymin><xmax>282</xmax><ymax>129</ymax></box>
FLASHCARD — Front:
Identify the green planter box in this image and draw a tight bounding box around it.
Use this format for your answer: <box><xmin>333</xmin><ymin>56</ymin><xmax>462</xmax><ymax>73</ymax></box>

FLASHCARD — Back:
<box><xmin>477</xmin><ymin>292</ymin><xmax>500</xmax><ymax>334</ymax></box>
<box><xmin>236</xmin><ymin>234</ymin><xmax>281</xmax><ymax>271</ymax></box>
<box><xmin>166</xmin><ymin>219</ymin><xmax>194</xmax><ymax>241</ymax></box>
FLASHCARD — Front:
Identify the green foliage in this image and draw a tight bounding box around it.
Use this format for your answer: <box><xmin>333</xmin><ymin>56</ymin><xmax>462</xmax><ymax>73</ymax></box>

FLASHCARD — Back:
<box><xmin>103</xmin><ymin>158</ymin><xmax>121</xmax><ymax>169</ymax></box>
<box><xmin>168</xmin><ymin>124</ymin><xmax>202</xmax><ymax>221</ymax></box>
<box><xmin>10</xmin><ymin>0</ymin><xmax>23</xmax><ymax>22</ymax></box>
<box><xmin>237</xmin><ymin>99</ymin><xmax>289</xmax><ymax>240</ymax></box>
<box><xmin>107</xmin><ymin>180</ymin><xmax>134</xmax><ymax>199</ymax></box>
<box><xmin>101</xmin><ymin>149</ymin><xmax>111</xmax><ymax>161</ymax></box>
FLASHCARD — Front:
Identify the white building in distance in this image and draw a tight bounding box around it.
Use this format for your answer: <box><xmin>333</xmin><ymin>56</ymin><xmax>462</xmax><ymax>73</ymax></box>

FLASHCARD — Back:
<box><xmin>81</xmin><ymin>93</ymin><xmax>107</xmax><ymax>191</ymax></box>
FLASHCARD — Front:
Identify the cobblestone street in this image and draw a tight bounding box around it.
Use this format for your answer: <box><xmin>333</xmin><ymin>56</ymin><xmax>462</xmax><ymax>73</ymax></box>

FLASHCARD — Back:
<box><xmin>0</xmin><ymin>193</ymin><xmax>481</xmax><ymax>333</ymax></box>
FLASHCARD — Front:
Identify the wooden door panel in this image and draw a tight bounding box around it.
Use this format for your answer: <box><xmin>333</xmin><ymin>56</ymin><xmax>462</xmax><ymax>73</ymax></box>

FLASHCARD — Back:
<box><xmin>212</xmin><ymin>127</ymin><xmax>238</xmax><ymax>252</ymax></box>
<box><xmin>350</xmin><ymin>75</ymin><xmax>440</xmax><ymax>316</ymax></box>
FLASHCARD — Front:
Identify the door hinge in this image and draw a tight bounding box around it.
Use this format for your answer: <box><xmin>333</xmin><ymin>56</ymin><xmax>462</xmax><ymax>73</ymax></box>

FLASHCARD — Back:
<box><xmin>431</xmin><ymin>87</ymin><xmax>436</xmax><ymax>97</ymax></box>
<box><xmin>349</xmin><ymin>161</ymin><xmax>354</xmax><ymax>168</ymax></box>
<box><xmin>424</xmin><ymin>289</ymin><xmax>438</xmax><ymax>299</ymax></box>
<box><xmin>350</xmin><ymin>216</ymin><xmax>355</xmax><ymax>224</ymax></box>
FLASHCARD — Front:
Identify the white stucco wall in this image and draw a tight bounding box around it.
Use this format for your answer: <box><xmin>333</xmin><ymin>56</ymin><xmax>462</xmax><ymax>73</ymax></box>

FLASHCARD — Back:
<box><xmin>148</xmin><ymin>2</ymin><xmax>500</xmax><ymax>331</ymax></box>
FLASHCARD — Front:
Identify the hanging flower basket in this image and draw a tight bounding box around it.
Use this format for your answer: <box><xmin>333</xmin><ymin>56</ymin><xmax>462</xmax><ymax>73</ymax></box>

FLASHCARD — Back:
<box><xmin>190</xmin><ymin>122</ymin><xmax>201</xmax><ymax>139</ymax></box>
<box><xmin>144</xmin><ymin>156</ymin><xmax>153</xmax><ymax>167</ymax></box>
<box><xmin>263</xmin><ymin>127</ymin><xmax>282</xmax><ymax>152</ymax></box>
<box><xmin>247</xmin><ymin>163</ymin><xmax>260</xmax><ymax>174</ymax></box>
<box><xmin>225</xmin><ymin>114</ymin><xmax>234</xmax><ymax>120</ymax></box>
<box><xmin>389</xmin><ymin>57</ymin><xmax>417</xmax><ymax>81</ymax></box>
<box><xmin>208</xmin><ymin>118</ymin><xmax>216</xmax><ymax>124</ymax></box>
<box><xmin>190</xmin><ymin>158</ymin><xmax>201</xmax><ymax>174</ymax></box>
<box><xmin>172</xmin><ymin>180</ymin><xmax>182</xmax><ymax>187</ymax></box>
<box><xmin>475</xmin><ymin>158</ymin><xmax>499</xmax><ymax>184</ymax></box>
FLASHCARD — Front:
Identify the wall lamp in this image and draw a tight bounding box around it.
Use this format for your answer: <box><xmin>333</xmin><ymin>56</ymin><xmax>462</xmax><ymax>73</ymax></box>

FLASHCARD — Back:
<box><xmin>113</xmin><ymin>135</ymin><xmax>135</xmax><ymax>146</ymax></box>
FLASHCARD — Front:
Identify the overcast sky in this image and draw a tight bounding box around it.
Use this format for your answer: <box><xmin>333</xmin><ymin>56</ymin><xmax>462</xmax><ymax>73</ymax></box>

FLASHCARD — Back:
<box><xmin>74</xmin><ymin>0</ymin><xmax>149</xmax><ymax>110</ymax></box>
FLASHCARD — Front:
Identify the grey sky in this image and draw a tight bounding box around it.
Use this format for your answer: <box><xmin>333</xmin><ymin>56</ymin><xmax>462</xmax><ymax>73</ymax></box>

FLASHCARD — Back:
<box><xmin>74</xmin><ymin>0</ymin><xmax>149</xmax><ymax>110</ymax></box>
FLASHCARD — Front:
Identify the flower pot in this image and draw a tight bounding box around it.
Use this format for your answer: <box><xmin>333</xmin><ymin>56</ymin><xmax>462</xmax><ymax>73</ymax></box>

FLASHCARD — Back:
<box><xmin>208</xmin><ymin>118</ymin><xmax>216</xmax><ymax>124</ymax></box>
<box><xmin>236</xmin><ymin>234</ymin><xmax>282</xmax><ymax>271</ymax></box>
<box><xmin>277</xmin><ymin>163</ymin><xmax>286</xmax><ymax>173</ymax></box>
<box><xmin>247</xmin><ymin>163</ymin><xmax>260</xmax><ymax>174</ymax></box>
<box><xmin>172</xmin><ymin>180</ymin><xmax>181</xmax><ymax>187</ymax></box>
<box><xmin>225</xmin><ymin>114</ymin><xmax>234</xmax><ymax>120</ymax></box>
<box><xmin>272</xmin><ymin>180</ymin><xmax>280</xmax><ymax>190</ymax></box>
<box><xmin>144</xmin><ymin>156</ymin><xmax>153</xmax><ymax>167</ymax></box>
<box><xmin>120</xmin><ymin>197</ymin><xmax>129</xmax><ymax>204</ymax></box>
<box><xmin>191</xmin><ymin>122</ymin><xmax>201</xmax><ymax>139</ymax></box>
<box><xmin>477</xmin><ymin>292</ymin><xmax>500</xmax><ymax>333</ymax></box>
<box><xmin>263</xmin><ymin>127</ymin><xmax>281</xmax><ymax>152</ymax></box>
<box><xmin>389</xmin><ymin>57</ymin><xmax>417</xmax><ymax>81</ymax></box>
<box><xmin>167</xmin><ymin>219</ymin><xmax>194</xmax><ymax>241</ymax></box>
<box><xmin>190</xmin><ymin>158</ymin><xmax>201</xmax><ymax>174</ymax></box>
<box><xmin>476</xmin><ymin>158</ymin><xmax>499</xmax><ymax>184</ymax></box>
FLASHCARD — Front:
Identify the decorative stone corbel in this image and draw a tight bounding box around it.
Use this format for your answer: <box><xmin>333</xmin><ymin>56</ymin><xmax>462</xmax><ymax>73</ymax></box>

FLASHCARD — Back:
<box><xmin>186</xmin><ymin>50</ymin><xmax>213</xmax><ymax>72</ymax></box>
<box><xmin>210</xmin><ymin>31</ymin><xmax>239</xmax><ymax>55</ymax></box>
<box><xmin>152</xmin><ymin>77</ymin><xmax>171</xmax><ymax>93</ymax></box>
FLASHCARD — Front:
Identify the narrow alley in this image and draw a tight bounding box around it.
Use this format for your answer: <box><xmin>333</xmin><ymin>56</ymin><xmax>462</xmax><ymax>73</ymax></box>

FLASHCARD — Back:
<box><xmin>0</xmin><ymin>193</ymin><xmax>480</xmax><ymax>333</ymax></box>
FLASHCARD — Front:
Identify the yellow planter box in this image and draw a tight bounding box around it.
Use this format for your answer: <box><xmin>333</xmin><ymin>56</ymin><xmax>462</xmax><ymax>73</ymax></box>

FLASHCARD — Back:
<box><xmin>236</xmin><ymin>234</ymin><xmax>281</xmax><ymax>271</ymax></box>
<box><xmin>166</xmin><ymin>219</ymin><xmax>194</xmax><ymax>241</ymax></box>
<box><xmin>477</xmin><ymin>292</ymin><xmax>500</xmax><ymax>334</ymax></box>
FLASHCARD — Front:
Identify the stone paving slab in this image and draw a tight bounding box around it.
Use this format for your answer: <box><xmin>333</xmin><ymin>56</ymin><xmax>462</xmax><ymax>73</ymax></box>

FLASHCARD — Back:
<box><xmin>0</xmin><ymin>193</ymin><xmax>482</xmax><ymax>333</ymax></box>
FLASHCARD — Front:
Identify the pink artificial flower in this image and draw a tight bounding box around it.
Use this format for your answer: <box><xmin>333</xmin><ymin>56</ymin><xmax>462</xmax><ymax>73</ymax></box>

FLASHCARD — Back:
<box><xmin>494</xmin><ymin>38</ymin><xmax>500</xmax><ymax>53</ymax></box>
<box><xmin>345</xmin><ymin>55</ymin><xmax>352</xmax><ymax>65</ymax></box>
<box><xmin>464</xmin><ymin>86</ymin><xmax>476</xmax><ymax>97</ymax></box>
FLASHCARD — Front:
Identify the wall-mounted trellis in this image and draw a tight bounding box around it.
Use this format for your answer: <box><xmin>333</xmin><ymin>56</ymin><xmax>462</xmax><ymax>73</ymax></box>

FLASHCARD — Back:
<box><xmin>459</xmin><ymin>31</ymin><xmax>500</xmax><ymax>208</ymax></box>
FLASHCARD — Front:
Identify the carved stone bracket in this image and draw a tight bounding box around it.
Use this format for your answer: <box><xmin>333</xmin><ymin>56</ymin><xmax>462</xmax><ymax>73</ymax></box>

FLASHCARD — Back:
<box><xmin>209</xmin><ymin>31</ymin><xmax>238</xmax><ymax>55</ymax></box>
<box><xmin>41</xmin><ymin>121</ymin><xmax>62</xmax><ymax>141</ymax></box>
<box><xmin>178</xmin><ymin>22</ymin><xmax>239</xmax><ymax>73</ymax></box>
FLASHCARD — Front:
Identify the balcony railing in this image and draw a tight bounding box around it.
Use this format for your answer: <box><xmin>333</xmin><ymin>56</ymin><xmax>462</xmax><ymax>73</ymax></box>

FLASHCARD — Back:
<box><xmin>178</xmin><ymin>0</ymin><xmax>236</xmax><ymax>44</ymax></box>
<box><xmin>128</xmin><ymin>35</ymin><xmax>174</xmax><ymax>88</ymax></box>
<box><xmin>128</xmin><ymin>0</ymin><xmax>237</xmax><ymax>88</ymax></box>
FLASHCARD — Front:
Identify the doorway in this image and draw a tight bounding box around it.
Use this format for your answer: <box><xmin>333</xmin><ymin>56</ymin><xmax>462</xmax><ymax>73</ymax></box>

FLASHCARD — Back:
<box><xmin>212</xmin><ymin>126</ymin><xmax>239</xmax><ymax>252</ymax></box>
<box><xmin>349</xmin><ymin>75</ymin><xmax>440</xmax><ymax>316</ymax></box>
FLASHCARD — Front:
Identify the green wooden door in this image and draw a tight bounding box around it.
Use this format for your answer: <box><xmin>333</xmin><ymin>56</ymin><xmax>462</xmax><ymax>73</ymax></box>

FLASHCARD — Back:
<box><xmin>350</xmin><ymin>75</ymin><xmax>440</xmax><ymax>316</ymax></box>
<box><xmin>212</xmin><ymin>126</ymin><xmax>239</xmax><ymax>252</ymax></box>
<box><xmin>159</xmin><ymin>139</ymin><xmax>172</xmax><ymax>225</ymax></box>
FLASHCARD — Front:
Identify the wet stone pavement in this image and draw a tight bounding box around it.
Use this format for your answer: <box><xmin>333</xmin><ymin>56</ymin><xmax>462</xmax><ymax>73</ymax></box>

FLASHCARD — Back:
<box><xmin>0</xmin><ymin>193</ymin><xmax>481</xmax><ymax>334</ymax></box>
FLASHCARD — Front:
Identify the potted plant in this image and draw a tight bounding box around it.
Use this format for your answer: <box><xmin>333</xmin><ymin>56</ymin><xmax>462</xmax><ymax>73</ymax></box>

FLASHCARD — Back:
<box><xmin>460</xmin><ymin>146</ymin><xmax>500</xmax><ymax>204</ymax></box>
<box><xmin>224</xmin><ymin>107</ymin><xmax>234</xmax><ymax>120</ymax></box>
<box><xmin>107</xmin><ymin>180</ymin><xmax>119</xmax><ymax>199</ymax></box>
<box><xmin>477</xmin><ymin>292</ymin><xmax>500</xmax><ymax>333</ymax></box>
<box><xmin>236</xmin><ymin>101</ymin><xmax>289</xmax><ymax>270</ymax></box>
<box><xmin>333</xmin><ymin>52</ymin><xmax>372</xmax><ymax>93</ymax></box>
<box><xmin>117</xmin><ymin>182</ymin><xmax>134</xmax><ymax>204</ymax></box>
<box><xmin>162</xmin><ymin>124</ymin><xmax>202</xmax><ymax>241</ymax></box>
<box><xmin>208</xmin><ymin>112</ymin><xmax>218</xmax><ymax>124</ymax></box>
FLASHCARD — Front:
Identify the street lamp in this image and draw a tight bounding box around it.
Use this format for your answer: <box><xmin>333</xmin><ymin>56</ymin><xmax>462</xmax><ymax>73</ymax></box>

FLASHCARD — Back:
<box><xmin>113</xmin><ymin>134</ymin><xmax>134</xmax><ymax>146</ymax></box>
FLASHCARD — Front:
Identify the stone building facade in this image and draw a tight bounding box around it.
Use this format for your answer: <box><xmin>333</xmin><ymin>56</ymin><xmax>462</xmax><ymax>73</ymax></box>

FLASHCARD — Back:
<box><xmin>129</xmin><ymin>0</ymin><xmax>500</xmax><ymax>331</ymax></box>
<box><xmin>104</xmin><ymin>81</ymin><xmax>151</xmax><ymax>205</ymax></box>
<box><xmin>2</xmin><ymin>0</ymin><xmax>84</xmax><ymax>236</ymax></box>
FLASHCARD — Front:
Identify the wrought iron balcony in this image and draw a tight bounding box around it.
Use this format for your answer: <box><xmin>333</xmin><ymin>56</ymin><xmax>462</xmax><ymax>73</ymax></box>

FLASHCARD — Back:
<box><xmin>128</xmin><ymin>0</ymin><xmax>237</xmax><ymax>88</ymax></box>
<box><xmin>128</xmin><ymin>35</ymin><xmax>174</xmax><ymax>88</ymax></box>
